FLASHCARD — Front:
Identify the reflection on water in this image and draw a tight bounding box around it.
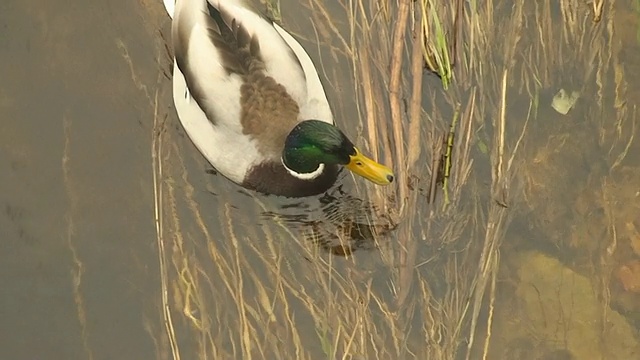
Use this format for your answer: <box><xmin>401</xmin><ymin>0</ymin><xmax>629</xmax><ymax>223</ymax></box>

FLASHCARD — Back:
<box><xmin>261</xmin><ymin>183</ymin><xmax>397</xmax><ymax>256</ymax></box>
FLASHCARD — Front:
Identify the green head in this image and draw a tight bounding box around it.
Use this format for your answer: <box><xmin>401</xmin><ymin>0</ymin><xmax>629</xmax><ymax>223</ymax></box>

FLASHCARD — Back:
<box><xmin>282</xmin><ymin>120</ymin><xmax>394</xmax><ymax>185</ymax></box>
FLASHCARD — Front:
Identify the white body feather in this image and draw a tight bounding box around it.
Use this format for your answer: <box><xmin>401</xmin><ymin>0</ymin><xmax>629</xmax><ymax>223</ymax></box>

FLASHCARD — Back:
<box><xmin>164</xmin><ymin>0</ymin><xmax>333</xmax><ymax>184</ymax></box>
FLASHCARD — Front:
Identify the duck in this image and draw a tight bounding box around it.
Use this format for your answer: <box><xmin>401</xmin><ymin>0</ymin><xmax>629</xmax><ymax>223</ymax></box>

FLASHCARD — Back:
<box><xmin>163</xmin><ymin>0</ymin><xmax>394</xmax><ymax>197</ymax></box>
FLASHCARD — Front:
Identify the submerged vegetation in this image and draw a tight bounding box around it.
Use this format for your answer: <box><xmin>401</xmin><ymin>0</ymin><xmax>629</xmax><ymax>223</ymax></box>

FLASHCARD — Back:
<box><xmin>419</xmin><ymin>0</ymin><xmax>461</xmax><ymax>89</ymax></box>
<box><xmin>141</xmin><ymin>0</ymin><xmax>639</xmax><ymax>359</ymax></box>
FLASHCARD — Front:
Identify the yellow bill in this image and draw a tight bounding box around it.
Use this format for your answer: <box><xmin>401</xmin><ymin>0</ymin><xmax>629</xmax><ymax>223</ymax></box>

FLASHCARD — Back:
<box><xmin>345</xmin><ymin>148</ymin><xmax>394</xmax><ymax>185</ymax></box>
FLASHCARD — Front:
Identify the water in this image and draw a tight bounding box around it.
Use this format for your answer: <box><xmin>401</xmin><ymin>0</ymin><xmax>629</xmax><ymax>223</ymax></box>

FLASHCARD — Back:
<box><xmin>2</xmin><ymin>0</ymin><xmax>640</xmax><ymax>359</ymax></box>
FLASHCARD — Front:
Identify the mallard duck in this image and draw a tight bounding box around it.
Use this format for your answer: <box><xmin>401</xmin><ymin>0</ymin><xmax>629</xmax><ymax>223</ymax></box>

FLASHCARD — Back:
<box><xmin>164</xmin><ymin>0</ymin><xmax>394</xmax><ymax>197</ymax></box>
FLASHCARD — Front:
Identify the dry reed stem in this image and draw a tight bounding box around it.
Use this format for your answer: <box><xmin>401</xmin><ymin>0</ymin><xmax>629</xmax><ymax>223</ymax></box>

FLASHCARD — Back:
<box><xmin>389</xmin><ymin>0</ymin><xmax>411</xmax><ymax>215</ymax></box>
<box><xmin>407</xmin><ymin>11</ymin><xmax>426</xmax><ymax>174</ymax></box>
<box><xmin>592</xmin><ymin>0</ymin><xmax>604</xmax><ymax>21</ymax></box>
<box><xmin>394</xmin><ymin>2</ymin><xmax>426</xmax><ymax>310</ymax></box>
<box><xmin>481</xmin><ymin>255</ymin><xmax>497</xmax><ymax>360</ymax></box>
<box><xmin>151</xmin><ymin>90</ymin><xmax>181</xmax><ymax>360</ymax></box>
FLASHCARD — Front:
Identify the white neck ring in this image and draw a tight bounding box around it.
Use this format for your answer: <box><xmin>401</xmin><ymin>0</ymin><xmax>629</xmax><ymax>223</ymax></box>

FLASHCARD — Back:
<box><xmin>281</xmin><ymin>158</ymin><xmax>325</xmax><ymax>180</ymax></box>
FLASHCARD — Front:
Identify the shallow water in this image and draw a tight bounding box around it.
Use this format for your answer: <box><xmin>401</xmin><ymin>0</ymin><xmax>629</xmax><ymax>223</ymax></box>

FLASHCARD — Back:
<box><xmin>2</xmin><ymin>0</ymin><xmax>640</xmax><ymax>359</ymax></box>
<box><xmin>1</xmin><ymin>0</ymin><xmax>173</xmax><ymax>357</ymax></box>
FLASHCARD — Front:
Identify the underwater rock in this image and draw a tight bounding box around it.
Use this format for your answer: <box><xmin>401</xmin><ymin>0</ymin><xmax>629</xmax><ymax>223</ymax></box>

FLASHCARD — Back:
<box><xmin>515</xmin><ymin>251</ymin><xmax>639</xmax><ymax>359</ymax></box>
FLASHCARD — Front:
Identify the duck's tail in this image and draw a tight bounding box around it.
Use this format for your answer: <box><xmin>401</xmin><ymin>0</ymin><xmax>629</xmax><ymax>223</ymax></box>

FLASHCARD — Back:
<box><xmin>163</xmin><ymin>0</ymin><xmax>175</xmax><ymax>19</ymax></box>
